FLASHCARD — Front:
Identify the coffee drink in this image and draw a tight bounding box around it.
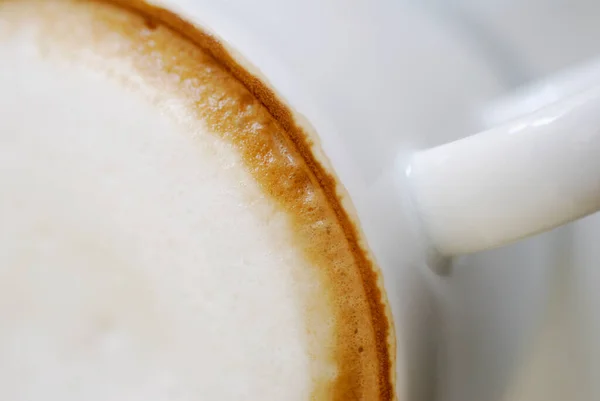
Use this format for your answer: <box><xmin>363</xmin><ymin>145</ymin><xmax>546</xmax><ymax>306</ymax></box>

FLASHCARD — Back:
<box><xmin>0</xmin><ymin>1</ymin><xmax>394</xmax><ymax>400</ymax></box>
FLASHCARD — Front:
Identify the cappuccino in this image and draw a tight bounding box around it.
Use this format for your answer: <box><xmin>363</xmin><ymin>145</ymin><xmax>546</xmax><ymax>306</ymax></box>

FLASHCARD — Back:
<box><xmin>0</xmin><ymin>1</ymin><xmax>394</xmax><ymax>400</ymax></box>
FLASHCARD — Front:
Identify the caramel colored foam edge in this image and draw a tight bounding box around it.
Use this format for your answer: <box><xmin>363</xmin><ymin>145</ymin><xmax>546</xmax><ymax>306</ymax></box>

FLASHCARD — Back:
<box><xmin>4</xmin><ymin>1</ymin><xmax>396</xmax><ymax>399</ymax></box>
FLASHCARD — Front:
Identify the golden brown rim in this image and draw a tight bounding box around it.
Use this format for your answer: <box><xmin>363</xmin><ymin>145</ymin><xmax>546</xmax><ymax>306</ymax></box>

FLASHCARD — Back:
<box><xmin>102</xmin><ymin>1</ymin><xmax>396</xmax><ymax>399</ymax></box>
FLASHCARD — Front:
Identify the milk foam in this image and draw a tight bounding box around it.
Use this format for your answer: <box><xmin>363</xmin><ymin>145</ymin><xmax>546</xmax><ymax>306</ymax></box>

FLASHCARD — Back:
<box><xmin>0</xmin><ymin>2</ymin><xmax>394</xmax><ymax>400</ymax></box>
<box><xmin>0</xmin><ymin>5</ymin><xmax>332</xmax><ymax>400</ymax></box>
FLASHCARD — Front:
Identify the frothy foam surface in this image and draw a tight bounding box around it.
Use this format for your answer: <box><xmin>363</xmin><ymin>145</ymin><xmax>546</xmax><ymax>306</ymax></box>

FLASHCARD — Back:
<box><xmin>0</xmin><ymin>1</ymin><xmax>394</xmax><ymax>400</ymax></box>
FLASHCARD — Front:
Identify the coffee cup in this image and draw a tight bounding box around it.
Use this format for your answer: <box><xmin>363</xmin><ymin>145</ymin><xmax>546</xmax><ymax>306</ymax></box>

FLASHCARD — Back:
<box><xmin>1</xmin><ymin>1</ymin><xmax>599</xmax><ymax>400</ymax></box>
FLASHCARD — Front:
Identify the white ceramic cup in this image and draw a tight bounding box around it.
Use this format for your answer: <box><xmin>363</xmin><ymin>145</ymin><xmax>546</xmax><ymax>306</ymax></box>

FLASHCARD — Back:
<box><xmin>10</xmin><ymin>0</ymin><xmax>599</xmax><ymax>400</ymax></box>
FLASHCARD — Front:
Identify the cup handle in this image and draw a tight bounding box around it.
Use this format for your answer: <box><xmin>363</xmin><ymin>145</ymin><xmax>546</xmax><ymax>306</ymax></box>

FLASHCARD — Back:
<box><xmin>407</xmin><ymin>86</ymin><xmax>600</xmax><ymax>257</ymax></box>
